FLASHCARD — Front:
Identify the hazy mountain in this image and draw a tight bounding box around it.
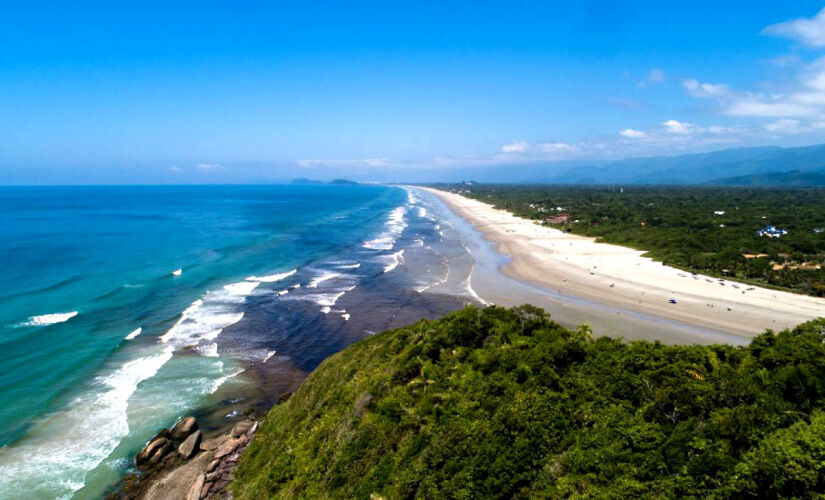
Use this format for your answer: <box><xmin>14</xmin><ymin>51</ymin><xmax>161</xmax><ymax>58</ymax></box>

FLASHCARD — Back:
<box><xmin>395</xmin><ymin>143</ymin><xmax>825</xmax><ymax>185</ymax></box>
<box><xmin>538</xmin><ymin>144</ymin><xmax>825</xmax><ymax>185</ymax></box>
<box><xmin>708</xmin><ymin>169</ymin><xmax>825</xmax><ymax>187</ymax></box>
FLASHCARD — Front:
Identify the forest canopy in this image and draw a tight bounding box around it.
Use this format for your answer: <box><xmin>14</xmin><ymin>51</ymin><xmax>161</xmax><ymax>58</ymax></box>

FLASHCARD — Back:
<box><xmin>234</xmin><ymin>306</ymin><xmax>825</xmax><ymax>499</ymax></box>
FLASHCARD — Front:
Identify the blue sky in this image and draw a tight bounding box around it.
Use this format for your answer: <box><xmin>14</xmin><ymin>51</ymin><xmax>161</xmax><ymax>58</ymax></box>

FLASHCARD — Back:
<box><xmin>4</xmin><ymin>1</ymin><xmax>825</xmax><ymax>183</ymax></box>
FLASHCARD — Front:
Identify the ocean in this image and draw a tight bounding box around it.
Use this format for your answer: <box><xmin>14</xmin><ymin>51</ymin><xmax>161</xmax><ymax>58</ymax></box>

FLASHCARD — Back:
<box><xmin>0</xmin><ymin>184</ymin><xmax>480</xmax><ymax>500</ymax></box>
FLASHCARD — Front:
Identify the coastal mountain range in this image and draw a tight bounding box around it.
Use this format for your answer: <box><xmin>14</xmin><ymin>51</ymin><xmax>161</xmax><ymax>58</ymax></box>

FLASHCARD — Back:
<box><xmin>427</xmin><ymin>143</ymin><xmax>825</xmax><ymax>186</ymax></box>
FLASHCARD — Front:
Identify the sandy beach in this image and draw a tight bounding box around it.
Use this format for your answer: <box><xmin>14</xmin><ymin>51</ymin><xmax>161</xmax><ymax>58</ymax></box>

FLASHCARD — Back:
<box><xmin>420</xmin><ymin>187</ymin><xmax>825</xmax><ymax>341</ymax></box>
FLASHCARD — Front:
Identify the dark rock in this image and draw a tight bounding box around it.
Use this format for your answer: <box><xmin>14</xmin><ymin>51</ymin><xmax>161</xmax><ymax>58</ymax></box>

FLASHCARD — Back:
<box><xmin>148</xmin><ymin>444</ymin><xmax>170</xmax><ymax>467</ymax></box>
<box><xmin>178</xmin><ymin>430</ymin><xmax>202</xmax><ymax>460</ymax></box>
<box><xmin>214</xmin><ymin>477</ymin><xmax>230</xmax><ymax>492</ymax></box>
<box><xmin>136</xmin><ymin>437</ymin><xmax>169</xmax><ymax>468</ymax></box>
<box><xmin>171</xmin><ymin>416</ymin><xmax>199</xmax><ymax>441</ymax></box>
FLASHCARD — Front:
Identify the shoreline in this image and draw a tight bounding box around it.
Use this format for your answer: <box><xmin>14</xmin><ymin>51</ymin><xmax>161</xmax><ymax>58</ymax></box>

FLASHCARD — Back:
<box><xmin>418</xmin><ymin>186</ymin><xmax>825</xmax><ymax>342</ymax></box>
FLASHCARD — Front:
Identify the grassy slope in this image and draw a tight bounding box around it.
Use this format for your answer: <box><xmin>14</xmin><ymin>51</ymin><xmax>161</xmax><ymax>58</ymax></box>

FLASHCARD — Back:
<box><xmin>233</xmin><ymin>306</ymin><xmax>825</xmax><ymax>499</ymax></box>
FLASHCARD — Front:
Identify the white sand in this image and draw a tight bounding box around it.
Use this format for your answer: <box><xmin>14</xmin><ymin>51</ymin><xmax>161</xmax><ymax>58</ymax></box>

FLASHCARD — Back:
<box><xmin>421</xmin><ymin>187</ymin><xmax>825</xmax><ymax>337</ymax></box>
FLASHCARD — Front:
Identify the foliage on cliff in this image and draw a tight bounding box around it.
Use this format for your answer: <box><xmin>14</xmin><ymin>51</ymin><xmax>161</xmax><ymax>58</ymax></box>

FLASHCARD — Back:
<box><xmin>233</xmin><ymin>306</ymin><xmax>825</xmax><ymax>499</ymax></box>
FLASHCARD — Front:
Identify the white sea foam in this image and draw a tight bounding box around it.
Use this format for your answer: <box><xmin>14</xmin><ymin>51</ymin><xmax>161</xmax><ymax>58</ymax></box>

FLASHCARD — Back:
<box><xmin>21</xmin><ymin>311</ymin><xmax>78</xmax><ymax>327</ymax></box>
<box><xmin>223</xmin><ymin>281</ymin><xmax>260</xmax><ymax>295</ymax></box>
<box><xmin>202</xmin><ymin>328</ymin><xmax>223</xmax><ymax>341</ymax></box>
<box><xmin>246</xmin><ymin>269</ymin><xmax>297</xmax><ymax>282</ymax></box>
<box><xmin>383</xmin><ymin>250</ymin><xmax>405</xmax><ymax>273</ymax></box>
<box><xmin>209</xmin><ymin>368</ymin><xmax>244</xmax><ymax>394</ymax></box>
<box><xmin>362</xmin><ymin>236</ymin><xmax>396</xmax><ymax>250</ymax></box>
<box><xmin>406</xmin><ymin>189</ymin><xmax>421</xmax><ymax>205</ymax></box>
<box><xmin>0</xmin><ymin>345</ymin><xmax>173</xmax><ymax>499</ymax></box>
<box><xmin>307</xmin><ymin>272</ymin><xmax>341</xmax><ymax>288</ymax></box>
<box><xmin>341</xmin><ymin>312</ymin><xmax>351</xmax><ymax>321</ymax></box>
<box><xmin>337</xmin><ymin>262</ymin><xmax>361</xmax><ymax>269</ymax></box>
<box><xmin>363</xmin><ymin>206</ymin><xmax>407</xmax><ymax>251</ymax></box>
<box><xmin>198</xmin><ymin>343</ymin><xmax>219</xmax><ymax>357</ymax></box>
<box><xmin>277</xmin><ymin>289</ymin><xmax>289</xmax><ymax>296</ymax></box>
<box><xmin>159</xmin><ymin>283</ymin><xmax>252</xmax><ymax>351</ymax></box>
<box><xmin>313</xmin><ymin>286</ymin><xmax>356</xmax><ymax>307</ymax></box>
<box><xmin>291</xmin><ymin>283</ymin><xmax>301</xmax><ymax>289</ymax></box>
<box><xmin>125</xmin><ymin>327</ymin><xmax>142</xmax><ymax>340</ymax></box>
<box><xmin>172</xmin><ymin>268</ymin><xmax>182</xmax><ymax>276</ymax></box>
<box><xmin>310</xmin><ymin>285</ymin><xmax>356</xmax><ymax>314</ymax></box>
<box><xmin>263</xmin><ymin>350</ymin><xmax>276</xmax><ymax>363</ymax></box>
<box><xmin>465</xmin><ymin>266</ymin><xmax>491</xmax><ymax>306</ymax></box>
<box><xmin>418</xmin><ymin>207</ymin><xmax>427</xmax><ymax>217</ymax></box>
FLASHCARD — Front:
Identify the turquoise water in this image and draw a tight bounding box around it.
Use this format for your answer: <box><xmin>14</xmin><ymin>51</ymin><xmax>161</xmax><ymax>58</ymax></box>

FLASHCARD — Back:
<box><xmin>0</xmin><ymin>184</ymin><xmax>416</xmax><ymax>499</ymax></box>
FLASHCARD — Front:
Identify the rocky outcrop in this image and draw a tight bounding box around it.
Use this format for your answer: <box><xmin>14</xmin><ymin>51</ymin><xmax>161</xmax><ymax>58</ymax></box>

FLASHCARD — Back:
<box><xmin>107</xmin><ymin>416</ymin><xmax>257</xmax><ymax>500</ymax></box>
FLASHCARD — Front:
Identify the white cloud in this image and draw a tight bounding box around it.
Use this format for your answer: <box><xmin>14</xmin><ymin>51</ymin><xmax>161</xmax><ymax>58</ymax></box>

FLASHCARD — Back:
<box><xmin>706</xmin><ymin>15</ymin><xmax>825</xmax><ymax>119</ymax></box>
<box><xmin>707</xmin><ymin>124</ymin><xmax>750</xmax><ymax>135</ymax></box>
<box><xmin>662</xmin><ymin>119</ymin><xmax>699</xmax><ymax>135</ymax></box>
<box><xmin>296</xmin><ymin>158</ymin><xmax>391</xmax><ymax>168</ymax></box>
<box><xmin>168</xmin><ymin>165</ymin><xmax>182</xmax><ymax>173</ymax></box>
<box><xmin>681</xmin><ymin>56</ymin><xmax>825</xmax><ymax>119</ymax></box>
<box><xmin>537</xmin><ymin>142</ymin><xmax>580</xmax><ymax>153</ymax></box>
<box><xmin>763</xmin><ymin>118</ymin><xmax>811</xmax><ymax>134</ymax></box>
<box><xmin>682</xmin><ymin>79</ymin><xmax>730</xmax><ymax>98</ymax></box>
<box><xmin>501</xmin><ymin>140</ymin><xmax>529</xmax><ymax>153</ymax></box>
<box><xmin>763</xmin><ymin>7</ymin><xmax>825</xmax><ymax>47</ymax></box>
<box><xmin>619</xmin><ymin>128</ymin><xmax>646</xmax><ymax>139</ymax></box>
<box><xmin>196</xmin><ymin>162</ymin><xmax>222</xmax><ymax>172</ymax></box>
<box><xmin>726</xmin><ymin>100</ymin><xmax>816</xmax><ymax>117</ymax></box>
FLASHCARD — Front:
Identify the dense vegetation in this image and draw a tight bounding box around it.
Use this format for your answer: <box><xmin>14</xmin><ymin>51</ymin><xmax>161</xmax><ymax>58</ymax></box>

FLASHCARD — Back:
<box><xmin>234</xmin><ymin>305</ymin><xmax>825</xmax><ymax>499</ymax></box>
<box><xmin>448</xmin><ymin>185</ymin><xmax>825</xmax><ymax>296</ymax></box>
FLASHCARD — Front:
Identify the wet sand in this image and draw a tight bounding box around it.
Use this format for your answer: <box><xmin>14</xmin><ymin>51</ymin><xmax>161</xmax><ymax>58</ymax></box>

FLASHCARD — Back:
<box><xmin>417</xmin><ymin>187</ymin><xmax>825</xmax><ymax>345</ymax></box>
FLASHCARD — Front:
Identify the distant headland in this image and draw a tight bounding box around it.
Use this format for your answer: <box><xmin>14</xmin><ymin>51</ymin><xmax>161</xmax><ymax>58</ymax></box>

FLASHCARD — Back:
<box><xmin>290</xmin><ymin>178</ymin><xmax>358</xmax><ymax>185</ymax></box>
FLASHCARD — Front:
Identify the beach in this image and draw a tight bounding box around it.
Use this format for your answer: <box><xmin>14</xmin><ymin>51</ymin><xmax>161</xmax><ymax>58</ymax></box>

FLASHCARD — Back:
<box><xmin>418</xmin><ymin>187</ymin><xmax>825</xmax><ymax>343</ymax></box>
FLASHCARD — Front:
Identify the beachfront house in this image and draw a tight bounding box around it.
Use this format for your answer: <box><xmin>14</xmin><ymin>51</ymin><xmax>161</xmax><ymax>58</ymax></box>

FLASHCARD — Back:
<box><xmin>756</xmin><ymin>225</ymin><xmax>788</xmax><ymax>238</ymax></box>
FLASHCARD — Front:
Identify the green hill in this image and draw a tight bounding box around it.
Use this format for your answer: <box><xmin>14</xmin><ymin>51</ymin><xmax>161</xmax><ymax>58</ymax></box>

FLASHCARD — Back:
<box><xmin>233</xmin><ymin>306</ymin><xmax>825</xmax><ymax>499</ymax></box>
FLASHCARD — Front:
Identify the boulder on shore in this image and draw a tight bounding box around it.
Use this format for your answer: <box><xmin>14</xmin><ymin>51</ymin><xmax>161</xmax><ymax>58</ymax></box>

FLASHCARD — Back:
<box><xmin>136</xmin><ymin>435</ymin><xmax>171</xmax><ymax>468</ymax></box>
<box><xmin>171</xmin><ymin>416</ymin><xmax>199</xmax><ymax>441</ymax></box>
<box><xmin>178</xmin><ymin>430</ymin><xmax>203</xmax><ymax>460</ymax></box>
